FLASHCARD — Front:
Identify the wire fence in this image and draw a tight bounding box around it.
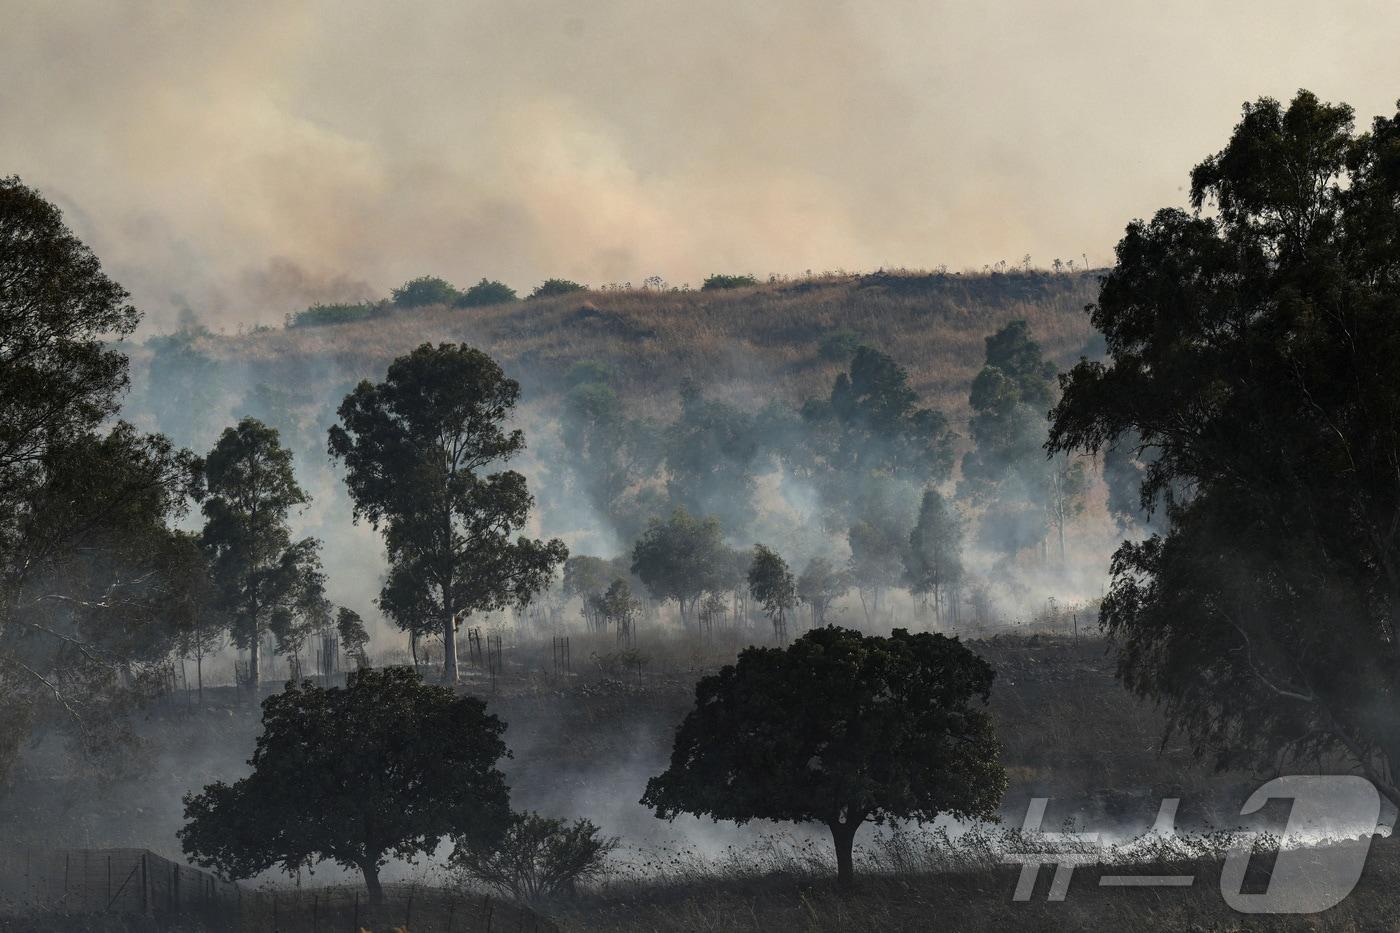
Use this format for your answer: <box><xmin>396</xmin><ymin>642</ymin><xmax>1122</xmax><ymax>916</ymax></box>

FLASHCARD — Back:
<box><xmin>0</xmin><ymin>849</ymin><xmax>553</xmax><ymax>932</ymax></box>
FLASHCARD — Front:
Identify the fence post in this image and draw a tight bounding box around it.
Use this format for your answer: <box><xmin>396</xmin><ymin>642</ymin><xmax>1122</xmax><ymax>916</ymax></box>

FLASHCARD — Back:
<box><xmin>352</xmin><ymin>890</ymin><xmax>359</xmax><ymax>933</ymax></box>
<box><xmin>141</xmin><ymin>853</ymin><xmax>149</xmax><ymax>914</ymax></box>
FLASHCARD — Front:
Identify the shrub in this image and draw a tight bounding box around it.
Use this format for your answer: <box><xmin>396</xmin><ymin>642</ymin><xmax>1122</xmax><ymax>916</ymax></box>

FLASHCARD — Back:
<box><xmin>451</xmin><ymin>812</ymin><xmax>618</xmax><ymax>903</ymax></box>
<box><xmin>392</xmin><ymin>276</ymin><xmax>461</xmax><ymax>308</ymax></box>
<box><xmin>287</xmin><ymin>302</ymin><xmax>378</xmax><ymax>328</ymax></box>
<box><xmin>701</xmin><ymin>273</ymin><xmax>759</xmax><ymax>291</ymax></box>
<box><xmin>457</xmin><ymin>278</ymin><xmax>519</xmax><ymax>307</ymax></box>
<box><xmin>529</xmin><ymin>278</ymin><xmax>588</xmax><ymax>299</ymax></box>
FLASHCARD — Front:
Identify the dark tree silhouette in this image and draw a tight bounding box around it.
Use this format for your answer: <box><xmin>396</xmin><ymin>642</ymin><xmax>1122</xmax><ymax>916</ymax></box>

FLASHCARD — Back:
<box><xmin>643</xmin><ymin>627</ymin><xmax>1004</xmax><ymax>886</ymax></box>
<box><xmin>180</xmin><ymin>668</ymin><xmax>512</xmax><ymax>904</ymax></box>
<box><xmin>200</xmin><ymin>418</ymin><xmax>317</xmax><ymax>694</ymax></box>
<box><xmin>904</xmin><ymin>488</ymin><xmax>965</xmax><ymax>624</ymax></box>
<box><xmin>457</xmin><ymin>278</ymin><xmax>518</xmax><ymax>307</ymax></box>
<box><xmin>328</xmin><ymin>343</ymin><xmax>566</xmax><ymax>682</ymax></box>
<box><xmin>1049</xmin><ymin>90</ymin><xmax>1400</xmax><ymax>804</ymax></box>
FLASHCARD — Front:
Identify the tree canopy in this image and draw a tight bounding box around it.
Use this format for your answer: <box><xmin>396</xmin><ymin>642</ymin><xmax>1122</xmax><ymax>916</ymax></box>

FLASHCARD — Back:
<box><xmin>329</xmin><ymin>343</ymin><xmax>566</xmax><ymax>681</ymax></box>
<box><xmin>457</xmin><ymin>278</ymin><xmax>518</xmax><ymax>307</ymax></box>
<box><xmin>642</xmin><ymin>626</ymin><xmax>1005</xmax><ymax>885</ymax></box>
<box><xmin>630</xmin><ymin>508</ymin><xmax>728</xmax><ymax>626</ymax></box>
<box><xmin>1048</xmin><ymin>90</ymin><xmax>1400</xmax><ymax>803</ymax></box>
<box><xmin>181</xmin><ymin>668</ymin><xmax>512</xmax><ymax>903</ymax></box>
<box><xmin>200</xmin><ymin>418</ymin><xmax>317</xmax><ymax>693</ymax></box>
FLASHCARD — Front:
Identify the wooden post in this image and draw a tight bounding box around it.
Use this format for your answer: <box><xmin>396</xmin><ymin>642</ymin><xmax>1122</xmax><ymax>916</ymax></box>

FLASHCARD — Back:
<box><xmin>141</xmin><ymin>853</ymin><xmax>149</xmax><ymax>914</ymax></box>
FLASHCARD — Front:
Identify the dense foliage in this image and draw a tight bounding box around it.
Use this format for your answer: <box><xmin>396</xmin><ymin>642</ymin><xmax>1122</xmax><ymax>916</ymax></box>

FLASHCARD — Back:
<box><xmin>180</xmin><ymin>668</ymin><xmax>512</xmax><ymax>902</ymax></box>
<box><xmin>642</xmin><ymin>626</ymin><xmax>1005</xmax><ymax>885</ymax></box>
<box><xmin>1049</xmin><ymin>90</ymin><xmax>1400</xmax><ymax>802</ymax></box>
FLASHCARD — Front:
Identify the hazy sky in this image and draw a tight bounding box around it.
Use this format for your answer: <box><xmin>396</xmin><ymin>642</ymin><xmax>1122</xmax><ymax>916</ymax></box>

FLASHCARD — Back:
<box><xmin>4</xmin><ymin>0</ymin><xmax>1399</xmax><ymax>329</ymax></box>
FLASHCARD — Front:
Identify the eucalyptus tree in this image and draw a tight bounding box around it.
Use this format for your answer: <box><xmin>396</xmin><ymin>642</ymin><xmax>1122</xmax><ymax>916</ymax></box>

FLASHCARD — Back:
<box><xmin>1048</xmin><ymin>90</ymin><xmax>1400</xmax><ymax>804</ymax></box>
<box><xmin>329</xmin><ymin>343</ymin><xmax>567</xmax><ymax>682</ymax></box>
<box><xmin>200</xmin><ymin>418</ymin><xmax>319</xmax><ymax>694</ymax></box>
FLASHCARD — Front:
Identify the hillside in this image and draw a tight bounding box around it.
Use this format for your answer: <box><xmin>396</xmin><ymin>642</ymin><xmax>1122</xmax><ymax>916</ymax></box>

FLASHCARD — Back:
<box><xmin>130</xmin><ymin>270</ymin><xmax>1101</xmax><ymax>427</ymax></box>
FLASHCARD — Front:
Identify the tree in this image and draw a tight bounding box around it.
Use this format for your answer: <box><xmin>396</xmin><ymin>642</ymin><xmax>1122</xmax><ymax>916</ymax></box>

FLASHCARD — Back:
<box><xmin>796</xmin><ymin>556</ymin><xmax>848</xmax><ymax>628</ymax></box>
<box><xmin>845</xmin><ymin>479</ymin><xmax>918</xmax><ymax>625</ymax></box>
<box><xmin>747</xmin><ymin>545</ymin><xmax>795</xmax><ymax>642</ymax></box>
<box><xmin>450</xmin><ymin>812</ymin><xmax>617</xmax><ymax>904</ymax></box>
<box><xmin>590</xmin><ymin>578</ymin><xmax>641</xmax><ymax>645</ymax></box>
<box><xmin>798</xmin><ymin>347</ymin><xmax>955</xmax><ymax>529</ymax></box>
<box><xmin>180</xmin><ymin>668</ymin><xmax>512</xmax><ymax>903</ymax></box>
<box><xmin>559</xmin><ymin>369</ymin><xmax>662</xmax><ymax>543</ymax></box>
<box><xmin>1046</xmin><ymin>90</ymin><xmax>1400</xmax><ymax>804</ymax></box>
<box><xmin>457</xmin><ymin>278</ymin><xmax>518</xmax><ymax>307</ymax></box>
<box><xmin>392</xmin><ymin>275</ymin><xmax>461</xmax><ymax>308</ymax></box>
<box><xmin>1045</xmin><ymin>453</ymin><xmax>1088</xmax><ymax>561</ymax></box>
<box><xmin>630</xmin><ymin>508</ymin><xmax>728</xmax><ymax>627</ymax></box>
<box><xmin>904</xmin><ymin>488</ymin><xmax>965</xmax><ymax>624</ymax></box>
<box><xmin>701</xmin><ymin>273</ymin><xmax>759</xmax><ymax>290</ymax></box>
<box><xmin>562</xmin><ymin>555</ymin><xmax>612</xmax><ymax>632</ymax></box>
<box><xmin>960</xmin><ymin>320</ymin><xmax>1058</xmax><ymax>559</ymax></box>
<box><xmin>200</xmin><ymin>418</ymin><xmax>317</xmax><ymax>695</ymax></box>
<box><xmin>528</xmin><ymin>278</ymin><xmax>588</xmax><ymax>299</ymax></box>
<box><xmin>328</xmin><ymin>343</ymin><xmax>567</xmax><ymax>682</ymax></box>
<box><xmin>0</xmin><ymin>177</ymin><xmax>204</xmax><ymax>780</ymax></box>
<box><xmin>642</xmin><ymin>627</ymin><xmax>1005</xmax><ymax>886</ymax></box>
<box><xmin>336</xmin><ymin>607</ymin><xmax>370</xmax><ymax>668</ymax></box>
<box><xmin>663</xmin><ymin>383</ymin><xmax>762</xmax><ymax>534</ymax></box>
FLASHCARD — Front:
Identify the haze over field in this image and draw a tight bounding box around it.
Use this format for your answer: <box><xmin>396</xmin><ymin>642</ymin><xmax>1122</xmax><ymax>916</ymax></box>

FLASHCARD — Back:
<box><xmin>5</xmin><ymin>0</ymin><xmax>1400</xmax><ymax>328</ymax></box>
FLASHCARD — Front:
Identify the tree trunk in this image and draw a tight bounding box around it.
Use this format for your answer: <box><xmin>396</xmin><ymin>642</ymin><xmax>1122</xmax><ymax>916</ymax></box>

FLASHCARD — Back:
<box><xmin>360</xmin><ymin>860</ymin><xmax>384</xmax><ymax>905</ymax></box>
<box><xmin>443</xmin><ymin>614</ymin><xmax>459</xmax><ymax>683</ymax></box>
<box><xmin>248</xmin><ymin>635</ymin><xmax>261</xmax><ymax>700</ymax></box>
<box><xmin>196</xmin><ymin>655</ymin><xmax>203</xmax><ymax>703</ymax></box>
<box><xmin>829</xmin><ymin>818</ymin><xmax>859</xmax><ymax>888</ymax></box>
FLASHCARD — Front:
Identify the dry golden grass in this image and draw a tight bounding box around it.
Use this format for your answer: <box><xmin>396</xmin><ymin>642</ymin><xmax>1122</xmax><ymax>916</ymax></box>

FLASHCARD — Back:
<box><xmin>172</xmin><ymin>270</ymin><xmax>1100</xmax><ymax>420</ymax></box>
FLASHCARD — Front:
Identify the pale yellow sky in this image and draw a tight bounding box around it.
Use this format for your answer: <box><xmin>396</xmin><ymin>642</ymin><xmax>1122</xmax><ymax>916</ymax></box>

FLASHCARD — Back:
<box><xmin>4</xmin><ymin>0</ymin><xmax>1398</xmax><ymax>328</ymax></box>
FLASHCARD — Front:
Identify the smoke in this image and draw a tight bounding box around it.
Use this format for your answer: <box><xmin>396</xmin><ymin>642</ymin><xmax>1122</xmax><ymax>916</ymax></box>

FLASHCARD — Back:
<box><xmin>5</xmin><ymin>0</ymin><xmax>1400</xmax><ymax>329</ymax></box>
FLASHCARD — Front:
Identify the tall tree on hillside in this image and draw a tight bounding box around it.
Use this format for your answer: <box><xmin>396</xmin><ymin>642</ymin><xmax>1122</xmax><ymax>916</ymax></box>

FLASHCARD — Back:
<box><xmin>664</xmin><ymin>382</ymin><xmax>763</xmax><ymax>535</ymax></box>
<box><xmin>630</xmin><ymin>508</ymin><xmax>728</xmax><ymax>627</ymax></box>
<box><xmin>798</xmin><ymin>347</ymin><xmax>956</xmax><ymax>528</ymax></box>
<box><xmin>846</xmin><ymin>479</ymin><xmax>918</xmax><ymax>625</ymax></box>
<box><xmin>747</xmin><ymin>545</ymin><xmax>796</xmax><ymax>643</ymax></box>
<box><xmin>329</xmin><ymin>343</ymin><xmax>567</xmax><ymax>682</ymax></box>
<box><xmin>959</xmin><ymin>320</ymin><xmax>1062</xmax><ymax>559</ymax></box>
<box><xmin>904</xmin><ymin>488</ymin><xmax>965</xmax><ymax>624</ymax></box>
<box><xmin>559</xmin><ymin>365</ymin><xmax>662</xmax><ymax>544</ymax></box>
<box><xmin>1048</xmin><ymin>91</ymin><xmax>1400</xmax><ymax>804</ymax></box>
<box><xmin>201</xmin><ymin>418</ymin><xmax>319</xmax><ymax>695</ymax></box>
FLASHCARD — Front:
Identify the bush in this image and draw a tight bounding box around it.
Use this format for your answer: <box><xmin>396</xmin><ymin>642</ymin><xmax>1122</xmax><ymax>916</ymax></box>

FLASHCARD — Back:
<box><xmin>457</xmin><ymin>278</ymin><xmax>518</xmax><ymax>307</ymax></box>
<box><xmin>818</xmin><ymin>329</ymin><xmax>865</xmax><ymax>362</ymax></box>
<box><xmin>701</xmin><ymin>273</ymin><xmax>759</xmax><ymax>291</ymax></box>
<box><xmin>451</xmin><ymin>812</ymin><xmax>618</xmax><ymax>904</ymax></box>
<box><xmin>392</xmin><ymin>276</ymin><xmax>461</xmax><ymax>308</ymax></box>
<box><xmin>287</xmin><ymin>302</ymin><xmax>379</xmax><ymax>328</ymax></box>
<box><xmin>529</xmin><ymin>278</ymin><xmax>588</xmax><ymax>299</ymax></box>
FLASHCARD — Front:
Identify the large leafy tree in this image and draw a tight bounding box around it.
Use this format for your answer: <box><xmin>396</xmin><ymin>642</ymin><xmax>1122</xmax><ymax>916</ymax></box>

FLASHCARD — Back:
<box><xmin>0</xmin><ymin>177</ymin><xmax>201</xmax><ymax>775</ymax></box>
<box><xmin>180</xmin><ymin>668</ymin><xmax>512</xmax><ymax>903</ymax></box>
<box><xmin>630</xmin><ymin>508</ymin><xmax>728</xmax><ymax>627</ymax></box>
<box><xmin>642</xmin><ymin>627</ymin><xmax>1005</xmax><ymax>886</ymax></box>
<box><xmin>329</xmin><ymin>343</ymin><xmax>567</xmax><ymax>682</ymax></box>
<box><xmin>200</xmin><ymin>418</ymin><xmax>318</xmax><ymax>694</ymax></box>
<box><xmin>1048</xmin><ymin>90</ymin><xmax>1400</xmax><ymax>803</ymax></box>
